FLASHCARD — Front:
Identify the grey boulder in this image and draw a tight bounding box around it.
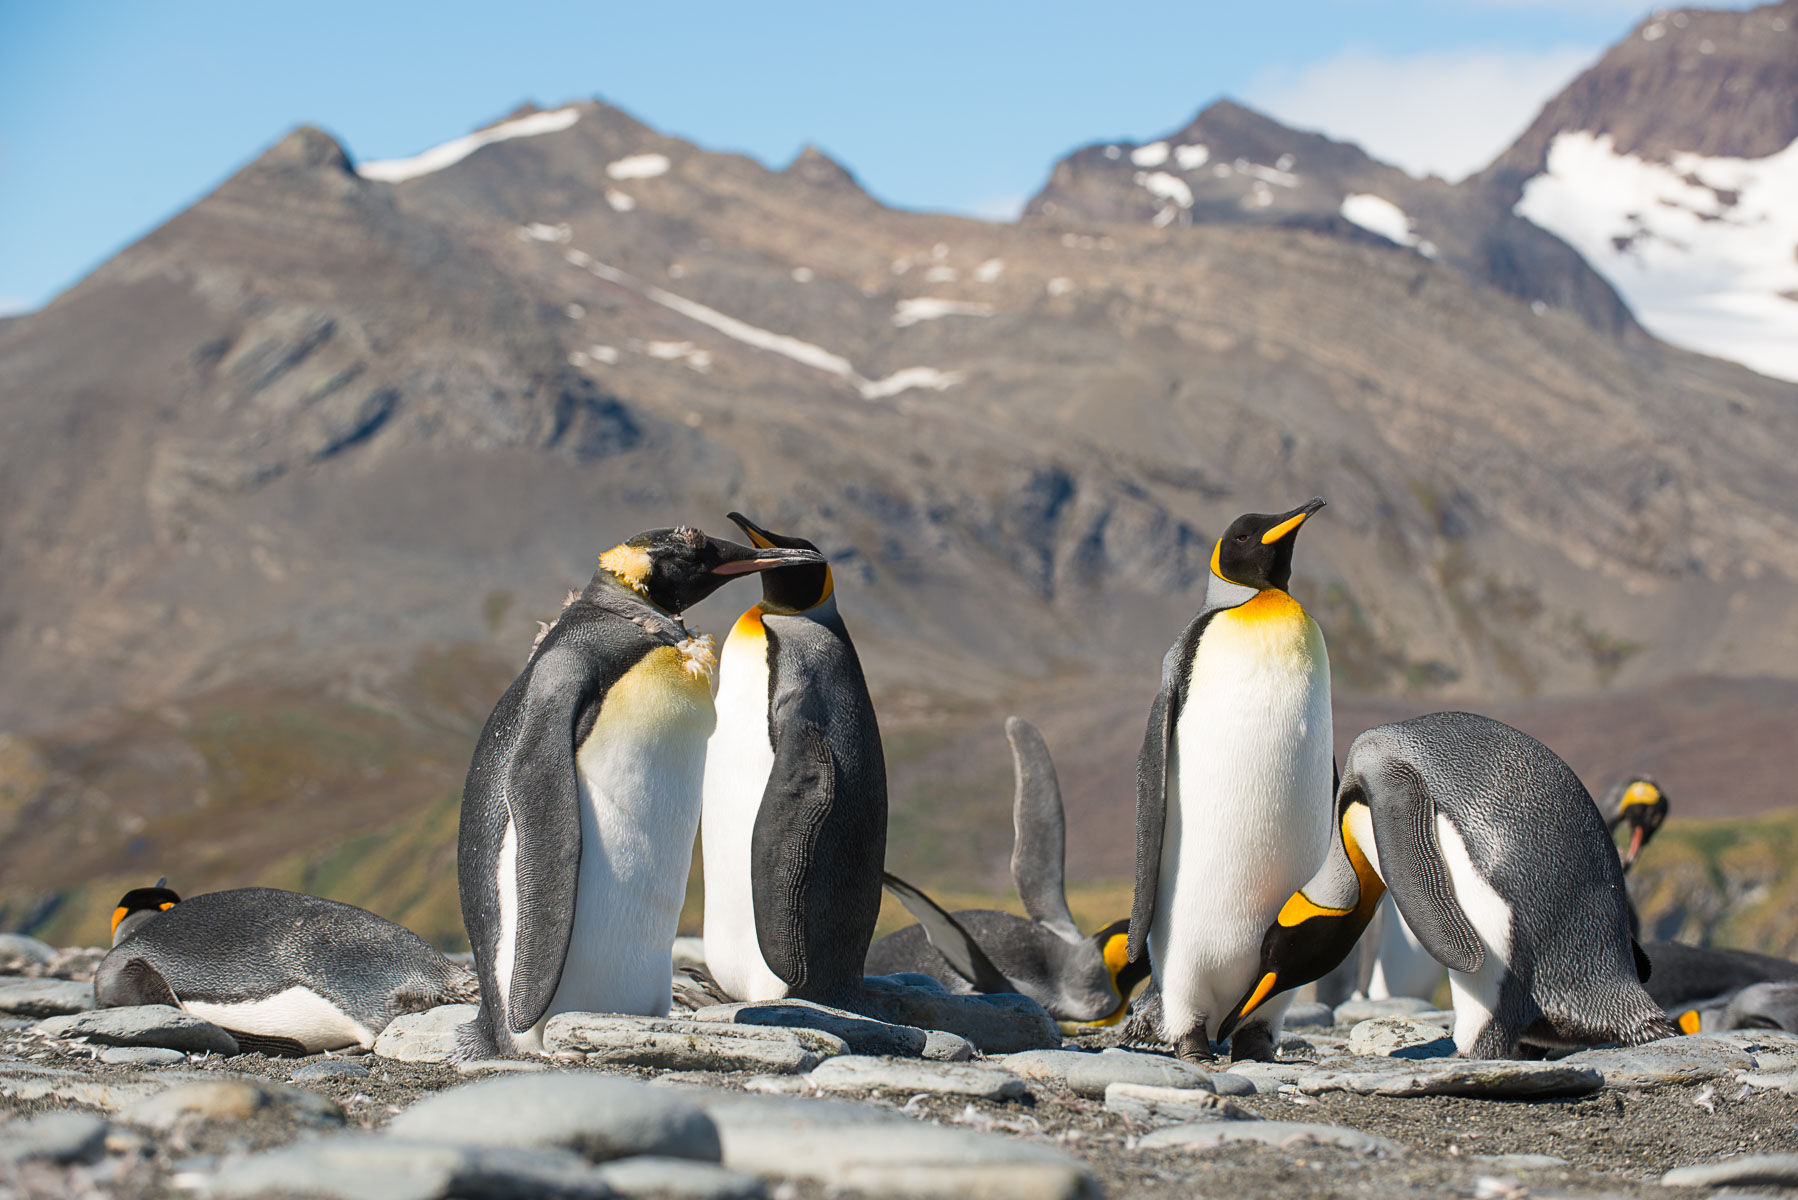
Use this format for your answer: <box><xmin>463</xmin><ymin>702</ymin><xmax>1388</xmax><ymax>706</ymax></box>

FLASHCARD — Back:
<box><xmin>1105</xmin><ymin>1082</ymin><xmax>1254</xmax><ymax>1125</ymax></box>
<box><xmin>0</xmin><ymin>978</ymin><xmax>95</xmax><ymax>1017</ymax></box>
<box><xmin>806</xmin><ymin>1055</ymin><xmax>1027</xmax><ymax>1100</ymax></box>
<box><xmin>372</xmin><ymin>1004</ymin><xmax>477</xmax><ymax>1064</ymax></box>
<box><xmin>1298</xmin><ymin>1059</ymin><xmax>1603</xmax><ymax>1098</ymax></box>
<box><xmin>0</xmin><ymin>1111</ymin><xmax>110</xmax><ymax>1165</ymax></box>
<box><xmin>691</xmin><ymin>999</ymin><xmax>928</xmax><ymax>1057</ymax></box>
<box><xmin>1559</xmin><ymin>1037</ymin><xmax>1756</xmax><ymax>1088</ymax></box>
<box><xmin>208</xmin><ymin>1136</ymin><xmax>611</xmax><ymax>1200</ymax></box>
<box><xmin>595</xmin><ymin>1155</ymin><xmax>766</xmax><ymax>1199</ymax></box>
<box><xmin>1141</xmin><ymin>1119</ymin><xmax>1405</xmax><ymax>1157</ymax></box>
<box><xmin>545</xmin><ymin>1013</ymin><xmax>846</xmax><ymax>1074</ymax></box>
<box><xmin>39</xmin><ymin>1005</ymin><xmax>237</xmax><ymax>1054</ymax></box>
<box><xmin>0</xmin><ymin>934</ymin><xmax>56</xmax><ymax>967</ymax></box>
<box><xmin>1662</xmin><ymin>1153</ymin><xmax>1798</xmax><ymax>1188</ymax></box>
<box><xmin>387</xmin><ymin>1072</ymin><xmax>722</xmax><ymax>1163</ymax></box>
<box><xmin>1347</xmin><ymin>1017</ymin><xmax>1457</xmax><ymax>1059</ymax></box>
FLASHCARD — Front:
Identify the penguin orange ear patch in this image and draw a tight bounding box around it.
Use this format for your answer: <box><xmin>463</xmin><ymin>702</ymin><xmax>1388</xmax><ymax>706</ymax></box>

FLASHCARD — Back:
<box><xmin>110</xmin><ymin>906</ymin><xmax>129</xmax><ymax>935</ymax></box>
<box><xmin>1677</xmin><ymin>1010</ymin><xmax>1702</xmax><ymax>1035</ymax></box>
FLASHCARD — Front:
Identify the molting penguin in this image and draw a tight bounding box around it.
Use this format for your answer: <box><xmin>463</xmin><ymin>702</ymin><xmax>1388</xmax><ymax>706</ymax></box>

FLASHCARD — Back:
<box><xmin>96</xmin><ymin>885</ymin><xmax>478</xmax><ymax>1055</ymax></box>
<box><xmin>700</xmin><ymin>512</ymin><xmax>887</xmax><ymax>1007</ymax></box>
<box><xmin>1130</xmin><ymin>498</ymin><xmax>1334</xmax><ymax>1061</ymax></box>
<box><xmin>1223</xmin><ymin>711</ymin><xmax>1674</xmax><ymax>1058</ymax></box>
<box><xmin>458</xmin><ymin>526</ymin><xmax>823</xmax><ymax>1057</ymax></box>
<box><xmin>866</xmin><ymin>717</ymin><xmax>1151</xmax><ymax>1025</ymax></box>
<box><xmin>1606</xmin><ymin>776</ymin><xmax>1669</xmax><ymax>873</ymax></box>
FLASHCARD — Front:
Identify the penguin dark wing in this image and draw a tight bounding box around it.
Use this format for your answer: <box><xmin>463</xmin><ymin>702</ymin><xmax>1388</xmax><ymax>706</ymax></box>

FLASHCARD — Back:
<box><xmin>750</xmin><ymin>722</ymin><xmax>837</xmax><ymax>990</ymax></box>
<box><xmin>1006</xmin><ymin>717</ymin><xmax>1079</xmax><ymax>941</ymax></box>
<box><xmin>495</xmin><ymin>647</ymin><xmax>590</xmax><ymax>1031</ymax></box>
<box><xmin>880</xmin><ymin>873</ymin><xmax>1016</xmax><ymax>994</ymax></box>
<box><xmin>1365</xmin><ymin>759</ymin><xmax>1485</xmax><ymax>974</ymax></box>
<box><xmin>1131</xmin><ymin>620</ymin><xmax>1207</xmax><ymax>962</ymax></box>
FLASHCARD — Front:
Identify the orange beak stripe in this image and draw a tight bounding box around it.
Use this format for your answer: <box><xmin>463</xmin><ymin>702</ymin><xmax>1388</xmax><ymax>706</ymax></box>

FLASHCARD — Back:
<box><xmin>1240</xmin><ymin>971</ymin><xmax>1280</xmax><ymax>1020</ymax></box>
<box><xmin>1260</xmin><ymin>511</ymin><xmax>1310</xmax><ymax>545</ymax></box>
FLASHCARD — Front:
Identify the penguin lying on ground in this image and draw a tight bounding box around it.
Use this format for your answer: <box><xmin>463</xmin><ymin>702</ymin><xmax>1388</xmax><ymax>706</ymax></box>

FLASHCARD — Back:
<box><xmin>1643</xmin><ymin>940</ymin><xmax>1798</xmax><ymax>1030</ymax></box>
<box><xmin>700</xmin><ymin>513</ymin><xmax>887</xmax><ymax>1008</ymax></box>
<box><xmin>865</xmin><ymin>716</ymin><xmax>1150</xmax><ymax>1026</ymax></box>
<box><xmin>1215</xmin><ymin>712</ymin><xmax>1676</xmax><ymax>1058</ymax></box>
<box><xmin>1607</xmin><ymin>776</ymin><xmax>1668</xmax><ymax>873</ymax></box>
<box><xmin>457</xmin><ymin>526</ymin><xmax>823</xmax><ymax>1057</ymax></box>
<box><xmin>97</xmin><ymin>884</ymin><xmax>477</xmax><ymax>1055</ymax></box>
<box><xmin>1130</xmin><ymin>498</ymin><xmax>1335</xmax><ymax>1062</ymax></box>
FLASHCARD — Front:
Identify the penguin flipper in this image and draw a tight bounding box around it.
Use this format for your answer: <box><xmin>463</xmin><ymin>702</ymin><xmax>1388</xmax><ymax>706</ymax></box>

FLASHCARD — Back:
<box><xmin>1006</xmin><ymin>717</ymin><xmax>1080</xmax><ymax>942</ymax></box>
<box><xmin>495</xmin><ymin>653</ymin><xmax>587</xmax><ymax>1033</ymax></box>
<box><xmin>1129</xmin><ymin>665</ymin><xmax>1178</xmax><ymax>963</ymax></box>
<box><xmin>1633</xmin><ymin>939</ymin><xmax>1652</xmax><ymax>983</ymax></box>
<box><xmin>879</xmin><ymin>873</ymin><xmax>1016</xmax><ymax>995</ymax></box>
<box><xmin>751</xmin><ymin>722</ymin><xmax>837</xmax><ymax>991</ymax></box>
<box><xmin>1365</xmin><ymin>759</ymin><xmax>1486</xmax><ymax>975</ymax></box>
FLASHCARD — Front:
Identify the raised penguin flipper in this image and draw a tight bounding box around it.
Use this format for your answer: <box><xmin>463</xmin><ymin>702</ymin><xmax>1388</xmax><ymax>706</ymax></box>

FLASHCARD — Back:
<box><xmin>1365</xmin><ymin>758</ymin><xmax>1485</xmax><ymax>976</ymax></box>
<box><xmin>1005</xmin><ymin>716</ymin><xmax>1080</xmax><ymax>942</ymax></box>
<box><xmin>880</xmin><ymin>873</ymin><xmax>1016</xmax><ymax>995</ymax></box>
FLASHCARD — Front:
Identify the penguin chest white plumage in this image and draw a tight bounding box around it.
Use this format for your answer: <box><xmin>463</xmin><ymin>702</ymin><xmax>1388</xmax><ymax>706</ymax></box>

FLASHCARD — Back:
<box><xmin>701</xmin><ymin>608</ymin><xmax>789</xmax><ymax>1002</ymax></box>
<box><xmin>532</xmin><ymin>643</ymin><xmax>715</xmax><ymax>1038</ymax></box>
<box><xmin>1152</xmin><ymin>589</ymin><xmax>1334</xmax><ymax>1040</ymax></box>
<box><xmin>1432</xmin><ymin>814</ymin><xmax>1516</xmax><ymax>1053</ymax></box>
<box><xmin>1366</xmin><ymin>894</ymin><xmax>1445</xmax><ymax>1001</ymax></box>
<box><xmin>182</xmin><ymin>988</ymin><xmax>376</xmax><ymax>1053</ymax></box>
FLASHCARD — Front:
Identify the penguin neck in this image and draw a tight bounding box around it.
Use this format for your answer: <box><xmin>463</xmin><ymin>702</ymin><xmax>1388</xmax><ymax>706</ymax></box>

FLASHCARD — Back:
<box><xmin>758</xmin><ymin>591</ymin><xmax>838</xmax><ymax>622</ymax></box>
<box><xmin>112</xmin><ymin>908</ymin><xmax>163</xmax><ymax>946</ymax></box>
<box><xmin>1203</xmin><ymin>570</ymin><xmax>1262</xmax><ymax>612</ymax></box>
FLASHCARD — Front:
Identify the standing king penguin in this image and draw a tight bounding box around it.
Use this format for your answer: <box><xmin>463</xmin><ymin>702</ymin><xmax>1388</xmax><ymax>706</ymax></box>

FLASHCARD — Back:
<box><xmin>458</xmin><ymin>526</ymin><xmax>823</xmax><ymax>1057</ymax></box>
<box><xmin>701</xmin><ymin>513</ymin><xmax>887</xmax><ymax>1006</ymax></box>
<box><xmin>1130</xmin><ymin>498</ymin><xmax>1333</xmax><ymax>1061</ymax></box>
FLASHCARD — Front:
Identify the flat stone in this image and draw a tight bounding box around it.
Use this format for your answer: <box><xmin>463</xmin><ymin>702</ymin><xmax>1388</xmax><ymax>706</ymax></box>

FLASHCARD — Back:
<box><xmin>692</xmin><ymin>999</ymin><xmax>928</xmax><ymax>1057</ymax></box>
<box><xmin>1332</xmin><ymin>996</ymin><xmax>1434</xmax><ymax>1025</ymax></box>
<box><xmin>1560</xmin><ymin>1037</ymin><xmax>1757</xmax><ymax>1089</ymax></box>
<box><xmin>1105</xmin><ymin>1082</ymin><xmax>1255</xmax><ymax>1125</ymax></box>
<box><xmin>1141</xmin><ymin>1119</ymin><xmax>1405</xmax><ymax>1157</ymax></box>
<box><xmin>595</xmin><ymin>1155</ymin><xmax>766</xmax><ymax>1199</ymax></box>
<box><xmin>372</xmin><ymin>1004</ymin><xmax>477</xmax><ymax>1064</ymax></box>
<box><xmin>0</xmin><ymin>1064</ymin><xmax>164</xmax><ymax>1110</ymax></box>
<box><xmin>454</xmin><ymin>1058</ymin><xmax>549</xmax><ymax>1075</ymax></box>
<box><xmin>1347</xmin><ymin>1017</ymin><xmax>1457</xmax><ymax>1059</ymax></box>
<box><xmin>0</xmin><ymin>934</ymin><xmax>56</xmax><ymax>967</ymax></box>
<box><xmin>1663</xmin><ymin>1153</ymin><xmax>1798</xmax><ymax>1188</ymax></box>
<box><xmin>119</xmin><ymin>1077</ymin><xmax>344</xmax><ymax>1130</ymax></box>
<box><xmin>1282</xmin><ymin>1002</ymin><xmax>1334</xmax><ymax>1029</ymax></box>
<box><xmin>292</xmin><ymin>1059</ymin><xmax>372</xmax><ymax>1082</ymax></box>
<box><xmin>1298</xmin><ymin>1059</ymin><xmax>1603</xmax><ymax>1098</ymax></box>
<box><xmin>99</xmin><ymin>1045</ymin><xmax>185</xmax><ymax>1066</ymax></box>
<box><xmin>856</xmin><ymin>975</ymin><xmax>1061</xmax><ymax>1054</ymax></box>
<box><xmin>1219</xmin><ymin>1060</ymin><xmax>1311</xmax><ymax>1091</ymax></box>
<box><xmin>208</xmin><ymin>1135</ymin><xmax>611</xmax><ymax>1200</ymax></box>
<box><xmin>697</xmin><ymin>1091</ymin><xmax>1096</xmax><ymax>1199</ymax></box>
<box><xmin>1208</xmin><ymin>1073</ymin><xmax>1258</xmax><ymax>1097</ymax></box>
<box><xmin>0</xmin><ymin>1111</ymin><xmax>110</xmax><ymax>1165</ymax></box>
<box><xmin>923</xmin><ymin>1030</ymin><xmax>974</xmax><ymax>1061</ymax></box>
<box><xmin>1476</xmin><ymin>1153</ymin><xmax>1571</xmax><ymax>1169</ymax></box>
<box><xmin>545</xmin><ymin>1013</ymin><xmax>846</xmax><ymax>1074</ymax></box>
<box><xmin>806</xmin><ymin>1055</ymin><xmax>1027</xmax><ymax>1100</ymax></box>
<box><xmin>1736</xmin><ymin>1072</ymin><xmax>1798</xmax><ymax>1094</ymax></box>
<box><xmin>39</xmin><ymin>1005</ymin><xmax>237</xmax><ymax>1054</ymax></box>
<box><xmin>997</xmin><ymin>1049</ymin><xmax>1102</xmax><ymax>1081</ymax></box>
<box><xmin>0</xmin><ymin>978</ymin><xmax>95</xmax><ymax>1017</ymax></box>
<box><xmin>1064</xmin><ymin>1049</ymin><xmax>1213</xmax><ymax>1099</ymax></box>
<box><xmin>386</xmin><ymin>1072</ymin><xmax>721</xmax><ymax>1163</ymax></box>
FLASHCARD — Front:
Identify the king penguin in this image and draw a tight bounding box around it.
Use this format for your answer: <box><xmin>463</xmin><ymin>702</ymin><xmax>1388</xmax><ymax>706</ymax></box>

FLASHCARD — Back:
<box><xmin>96</xmin><ymin>884</ymin><xmax>478</xmax><ymax>1055</ymax></box>
<box><xmin>1605</xmin><ymin>776</ymin><xmax>1669</xmax><ymax>873</ymax></box>
<box><xmin>700</xmin><ymin>512</ymin><xmax>887</xmax><ymax>1007</ymax></box>
<box><xmin>1221</xmin><ymin>712</ymin><xmax>1675</xmax><ymax>1058</ymax></box>
<box><xmin>1130</xmin><ymin>498</ymin><xmax>1333</xmax><ymax>1061</ymax></box>
<box><xmin>868</xmin><ymin>717</ymin><xmax>1150</xmax><ymax>1025</ymax></box>
<box><xmin>458</xmin><ymin>526</ymin><xmax>823</xmax><ymax>1057</ymax></box>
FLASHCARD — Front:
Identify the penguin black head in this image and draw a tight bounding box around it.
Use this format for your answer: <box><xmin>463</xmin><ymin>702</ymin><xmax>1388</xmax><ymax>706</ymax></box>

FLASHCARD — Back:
<box><xmin>111</xmin><ymin>880</ymin><xmax>180</xmax><ymax>945</ymax></box>
<box><xmin>1085</xmin><ymin>917</ymin><xmax>1153</xmax><ymax>1025</ymax></box>
<box><xmin>725</xmin><ymin>512</ymin><xmax>833</xmax><ymax>614</ymax></box>
<box><xmin>596</xmin><ymin>526</ymin><xmax>826</xmax><ymax>614</ymax></box>
<box><xmin>1606</xmin><ymin>776</ymin><xmax>1669</xmax><ymax>872</ymax></box>
<box><xmin>1211</xmin><ymin>498</ymin><xmax>1326</xmax><ymax>593</ymax></box>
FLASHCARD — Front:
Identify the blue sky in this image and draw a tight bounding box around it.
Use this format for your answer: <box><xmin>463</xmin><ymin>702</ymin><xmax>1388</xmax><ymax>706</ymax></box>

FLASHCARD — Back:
<box><xmin>0</xmin><ymin>0</ymin><xmax>1754</xmax><ymax>313</ymax></box>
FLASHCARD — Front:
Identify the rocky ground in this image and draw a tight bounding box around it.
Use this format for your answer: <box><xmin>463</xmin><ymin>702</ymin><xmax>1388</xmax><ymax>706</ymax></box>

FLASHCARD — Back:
<box><xmin>3</xmin><ymin>936</ymin><xmax>1798</xmax><ymax>1199</ymax></box>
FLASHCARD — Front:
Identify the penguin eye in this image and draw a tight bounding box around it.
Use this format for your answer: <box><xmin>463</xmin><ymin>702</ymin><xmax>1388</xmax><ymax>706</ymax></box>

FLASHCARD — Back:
<box><xmin>1234</xmin><ymin>533</ymin><xmax>1250</xmax><ymax>543</ymax></box>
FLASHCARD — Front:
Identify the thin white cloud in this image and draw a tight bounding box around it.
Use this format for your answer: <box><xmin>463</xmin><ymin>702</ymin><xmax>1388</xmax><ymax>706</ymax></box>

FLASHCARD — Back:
<box><xmin>1243</xmin><ymin>44</ymin><xmax>1597</xmax><ymax>182</ymax></box>
<box><xmin>0</xmin><ymin>297</ymin><xmax>33</xmax><ymax>318</ymax></box>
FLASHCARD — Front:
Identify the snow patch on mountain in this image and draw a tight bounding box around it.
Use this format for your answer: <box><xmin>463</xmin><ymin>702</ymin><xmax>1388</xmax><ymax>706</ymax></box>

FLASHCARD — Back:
<box><xmin>359</xmin><ymin>108</ymin><xmax>581</xmax><ymax>183</ymax></box>
<box><xmin>606</xmin><ymin>153</ymin><xmax>671</xmax><ymax>181</ymax></box>
<box><xmin>1130</xmin><ymin>142</ymin><xmax>1170</xmax><ymax>168</ymax></box>
<box><xmin>1518</xmin><ymin>131</ymin><xmax>1798</xmax><ymax>383</ymax></box>
<box><xmin>1341</xmin><ymin>194</ymin><xmax>1438</xmax><ymax>258</ymax></box>
<box><xmin>893</xmin><ymin>298</ymin><xmax>995</xmax><ymax>327</ymax></box>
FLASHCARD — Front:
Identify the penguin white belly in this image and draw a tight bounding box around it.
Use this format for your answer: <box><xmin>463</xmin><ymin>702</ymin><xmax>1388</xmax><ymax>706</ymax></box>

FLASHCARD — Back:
<box><xmin>1433</xmin><ymin>813</ymin><xmax>1515</xmax><ymax>1053</ymax></box>
<box><xmin>544</xmin><ymin>646</ymin><xmax>715</xmax><ymax>1033</ymax></box>
<box><xmin>183</xmin><ymin>988</ymin><xmax>375</xmax><ymax>1053</ymax></box>
<box><xmin>701</xmin><ymin>613</ymin><xmax>787</xmax><ymax>1002</ymax></box>
<box><xmin>1151</xmin><ymin>595</ymin><xmax>1332</xmax><ymax>1042</ymax></box>
<box><xmin>1367</xmin><ymin>895</ymin><xmax>1445</xmax><ymax>1001</ymax></box>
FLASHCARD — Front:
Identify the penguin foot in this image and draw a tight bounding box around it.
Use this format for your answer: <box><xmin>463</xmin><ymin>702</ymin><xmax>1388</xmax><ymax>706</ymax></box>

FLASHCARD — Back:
<box><xmin>1174</xmin><ymin>1030</ymin><xmax>1216</xmax><ymax>1063</ymax></box>
<box><xmin>1227</xmin><ymin>1021</ymin><xmax>1278</xmax><ymax>1063</ymax></box>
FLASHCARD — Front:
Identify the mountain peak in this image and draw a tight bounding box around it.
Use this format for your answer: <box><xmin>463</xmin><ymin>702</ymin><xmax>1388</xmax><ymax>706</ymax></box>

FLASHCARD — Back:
<box><xmin>782</xmin><ymin>144</ymin><xmax>863</xmax><ymax>191</ymax></box>
<box><xmin>257</xmin><ymin>126</ymin><xmax>356</xmax><ymax>175</ymax></box>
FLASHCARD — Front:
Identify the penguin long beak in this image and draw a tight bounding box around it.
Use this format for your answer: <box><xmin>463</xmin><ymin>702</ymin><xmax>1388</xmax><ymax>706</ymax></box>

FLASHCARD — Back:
<box><xmin>1261</xmin><ymin>497</ymin><xmax>1326</xmax><ymax>545</ymax></box>
<box><xmin>726</xmin><ymin>511</ymin><xmax>781</xmax><ymax>550</ymax></box>
<box><xmin>707</xmin><ymin>539</ymin><xmax>825</xmax><ymax>576</ymax></box>
<box><xmin>1623</xmin><ymin>824</ymin><xmax>1647</xmax><ymax>871</ymax></box>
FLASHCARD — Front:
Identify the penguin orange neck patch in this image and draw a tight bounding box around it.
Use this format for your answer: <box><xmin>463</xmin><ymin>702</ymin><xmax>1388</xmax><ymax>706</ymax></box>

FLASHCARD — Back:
<box><xmin>598</xmin><ymin>545</ymin><xmax>652</xmax><ymax>596</ymax></box>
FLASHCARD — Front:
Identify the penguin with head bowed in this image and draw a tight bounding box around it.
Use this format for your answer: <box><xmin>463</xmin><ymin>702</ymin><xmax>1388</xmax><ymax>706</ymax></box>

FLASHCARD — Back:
<box><xmin>458</xmin><ymin>526</ymin><xmax>824</xmax><ymax>1057</ymax></box>
<box><xmin>1225</xmin><ymin>711</ymin><xmax>1674</xmax><ymax>1058</ymax></box>
<box><xmin>1605</xmin><ymin>776</ymin><xmax>1669</xmax><ymax>873</ymax></box>
<box><xmin>700</xmin><ymin>512</ymin><xmax>887</xmax><ymax>1008</ymax></box>
<box><xmin>866</xmin><ymin>716</ymin><xmax>1151</xmax><ymax>1026</ymax></box>
<box><xmin>1130</xmin><ymin>498</ymin><xmax>1335</xmax><ymax>1062</ymax></box>
<box><xmin>97</xmin><ymin>884</ymin><xmax>478</xmax><ymax>1055</ymax></box>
